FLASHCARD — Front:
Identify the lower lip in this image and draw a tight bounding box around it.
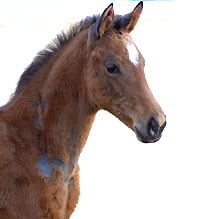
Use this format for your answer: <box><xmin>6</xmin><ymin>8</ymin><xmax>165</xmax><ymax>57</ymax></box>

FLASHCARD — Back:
<box><xmin>133</xmin><ymin>127</ymin><xmax>161</xmax><ymax>143</ymax></box>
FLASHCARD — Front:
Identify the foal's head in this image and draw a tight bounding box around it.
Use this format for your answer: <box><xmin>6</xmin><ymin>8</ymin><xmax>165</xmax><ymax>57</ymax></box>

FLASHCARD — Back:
<box><xmin>86</xmin><ymin>2</ymin><xmax>166</xmax><ymax>143</ymax></box>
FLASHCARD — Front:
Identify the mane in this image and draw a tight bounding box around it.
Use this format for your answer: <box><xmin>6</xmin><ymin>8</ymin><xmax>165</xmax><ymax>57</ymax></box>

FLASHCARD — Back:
<box><xmin>9</xmin><ymin>13</ymin><xmax>124</xmax><ymax>103</ymax></box>
<box><xmin>13</xmin><ymin>15</ymin><xmax>100</xmax><ymax>98</ymax></box>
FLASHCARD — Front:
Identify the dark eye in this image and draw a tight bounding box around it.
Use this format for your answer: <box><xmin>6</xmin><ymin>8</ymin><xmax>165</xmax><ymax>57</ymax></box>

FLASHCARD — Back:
<box><xmin>106</xmin><ymin>64</ymin><xmax>120</xmax><ymax>74</ymax></box>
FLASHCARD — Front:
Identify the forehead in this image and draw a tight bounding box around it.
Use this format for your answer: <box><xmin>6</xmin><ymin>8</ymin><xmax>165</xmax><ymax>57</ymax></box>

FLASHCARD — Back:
<box><xmin>96</xmin><ymin>30</ymin><xmax>141</xmax><ymax>65</ymax></box>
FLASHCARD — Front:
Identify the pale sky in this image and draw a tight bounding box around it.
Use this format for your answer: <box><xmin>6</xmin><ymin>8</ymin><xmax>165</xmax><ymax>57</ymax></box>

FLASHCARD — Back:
<box><xmin>0</xmin><ymin>0</ymin><xmax>114</xmax><ymax>25</ymax></box>
<box><xmin>0</xmin><ymin>0</ymin><xmax>174</xmax><ymax>26</ymax></box>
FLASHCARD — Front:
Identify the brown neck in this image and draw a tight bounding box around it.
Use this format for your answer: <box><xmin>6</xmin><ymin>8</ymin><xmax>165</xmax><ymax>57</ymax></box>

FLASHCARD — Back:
<box><xmin>2</xmin><ymin>28</ymin><xmax>96</xmax><ymax>164</ymax></box>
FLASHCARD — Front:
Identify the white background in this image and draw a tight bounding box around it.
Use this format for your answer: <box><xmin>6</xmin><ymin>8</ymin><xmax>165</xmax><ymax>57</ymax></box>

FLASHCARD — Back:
<box><xmin>0</xmin><ymin>1</ymin><xmax>204</xmax><ymax>218</ymax></box>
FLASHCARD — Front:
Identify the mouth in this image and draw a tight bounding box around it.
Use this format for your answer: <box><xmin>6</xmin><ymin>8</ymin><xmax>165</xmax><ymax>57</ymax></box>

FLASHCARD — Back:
<box><xmin>134</xmin><ymin>128</ymin><xmax>161</xmax><ymax>143</ymax></box>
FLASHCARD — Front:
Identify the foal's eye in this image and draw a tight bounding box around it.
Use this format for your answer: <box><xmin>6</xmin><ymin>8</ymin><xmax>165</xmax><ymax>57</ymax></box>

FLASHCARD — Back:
<box><xmin>106</xmin><ymin>64</ymin><xmax>120</xmax><ymax>74</ymax></box>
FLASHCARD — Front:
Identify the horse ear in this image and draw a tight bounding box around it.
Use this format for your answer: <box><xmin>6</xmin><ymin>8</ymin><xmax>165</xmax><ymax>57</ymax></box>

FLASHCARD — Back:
<box><xmin>96</xmin><ymin>3</ymin><xmax>114</xmax><ymax>38</ymax></box>
<box><xmin>123</xmin><ymin>1</ymin><xmax>143</xmax><ymax>32</ymax></box>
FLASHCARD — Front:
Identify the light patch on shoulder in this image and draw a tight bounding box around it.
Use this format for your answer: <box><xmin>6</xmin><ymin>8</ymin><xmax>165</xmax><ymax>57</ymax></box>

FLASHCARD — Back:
<box><xmin>127</xmin><ymin>43</ymin><xmax>139</xmax><ymax>67</ymax></box>
<box><xmin>36</xmin><ymin>153</ymin><xmax>69</xmax><ymax>182</ymax></box>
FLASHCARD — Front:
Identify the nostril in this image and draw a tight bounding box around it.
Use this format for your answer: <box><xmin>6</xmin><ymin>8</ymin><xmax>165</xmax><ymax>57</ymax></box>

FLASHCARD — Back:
<box><xmin>147</xmin><ymin>117</ymin><xmax>159</xmax><ymax>137</ymax></box>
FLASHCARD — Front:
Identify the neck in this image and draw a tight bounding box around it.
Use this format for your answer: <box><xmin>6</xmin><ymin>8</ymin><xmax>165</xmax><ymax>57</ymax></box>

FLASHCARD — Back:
<box><xmin>2</xmin><ymin>28</ymin><xmax>96</xmax><ymax>166</ymax></box>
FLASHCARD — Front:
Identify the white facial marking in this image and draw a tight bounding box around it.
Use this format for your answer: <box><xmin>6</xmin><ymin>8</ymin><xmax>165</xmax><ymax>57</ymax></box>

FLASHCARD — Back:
<box><xmin>127</xmin><ymin>43</ymin><xmax>139</xmax><ymax>67</ymax></box>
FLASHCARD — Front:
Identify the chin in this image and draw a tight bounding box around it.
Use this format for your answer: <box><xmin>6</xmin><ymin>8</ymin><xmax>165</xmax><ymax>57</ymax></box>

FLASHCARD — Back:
<box><xmin>134</xmin><ymin>129</ymin><xmax>162</xmax><ymax>144</ymax></box>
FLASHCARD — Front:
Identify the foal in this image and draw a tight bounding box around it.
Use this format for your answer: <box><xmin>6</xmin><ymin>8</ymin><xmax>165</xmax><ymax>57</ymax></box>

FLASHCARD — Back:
<box><xmin>0</xmin><ymin>2</ymin><xmax>166</xmax><ymax>218</ymax></box>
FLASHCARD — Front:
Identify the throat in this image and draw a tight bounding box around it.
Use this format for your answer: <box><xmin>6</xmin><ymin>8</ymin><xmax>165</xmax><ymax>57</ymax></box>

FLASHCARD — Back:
<box><xmin>35</xmin><ymin>90</ymin><xmax>96</xmax><ymax>182</ymax></box>
<box><xmin>41</xmin><ymin>93</ymin><xmax>96</xmax><ymax>162</ymax></box>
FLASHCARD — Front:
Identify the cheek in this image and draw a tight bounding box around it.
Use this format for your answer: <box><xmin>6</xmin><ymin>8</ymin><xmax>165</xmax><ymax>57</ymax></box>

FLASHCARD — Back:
<box><xmin>92</xmin><ymin>80</ymin><xmax>112</xmax><ymax>105</ymax></box>
<box><xmin>88</xmin><ymin>77</ymin><xmax>121</xmax><ymax>110</ymax></box>
<box><xmin>86</xmin><ymin>71</ymin><xmax>107</xmax><ymax>105</ymax></box>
